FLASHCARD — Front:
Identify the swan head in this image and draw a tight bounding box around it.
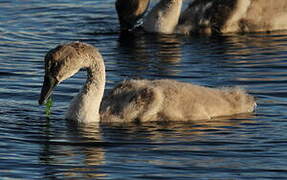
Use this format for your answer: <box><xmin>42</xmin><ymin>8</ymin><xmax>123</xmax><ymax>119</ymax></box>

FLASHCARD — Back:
<box><xmin>39</xmin><ymin>42</ymin><xmax>94</xmax><ymax>105</ymax></box>
<box><xmin>115</xmin><ymin>0</ymin><xmax>150</xmax><ymax>31</ymax></box>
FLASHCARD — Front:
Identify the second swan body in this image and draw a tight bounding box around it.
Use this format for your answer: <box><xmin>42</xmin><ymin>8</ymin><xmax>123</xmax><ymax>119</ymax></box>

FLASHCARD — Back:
<box><xmin>116</xmin><ymin>0</ymin><xmax>287</xmax><ymax>35</ymax></box>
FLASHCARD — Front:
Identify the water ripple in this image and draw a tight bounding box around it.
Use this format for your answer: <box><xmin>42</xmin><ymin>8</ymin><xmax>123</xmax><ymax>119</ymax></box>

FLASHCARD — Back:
<box><xmin>0</xmin><ymin>0</ymin><xmax>287</xmax><ymax>179</ymax></box>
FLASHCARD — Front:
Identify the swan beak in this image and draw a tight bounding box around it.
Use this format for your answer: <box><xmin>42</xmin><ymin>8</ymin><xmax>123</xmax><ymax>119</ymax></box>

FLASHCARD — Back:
<box><xmin>39</xmin><ymin>75</ymin><xmax>58</xmax><ymax>105</ymax></box>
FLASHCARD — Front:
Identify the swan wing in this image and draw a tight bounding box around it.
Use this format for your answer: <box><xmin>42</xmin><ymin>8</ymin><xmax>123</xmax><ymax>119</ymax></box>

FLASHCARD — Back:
<box><xmin>178</xmin><ymin>0</ymin><xmax>239</xmax><ymax>34</ymax></box>
<box><xmin>101</xmin><ymin>80</ymin><xmax>162</xmax><ymax>122</ymax></box>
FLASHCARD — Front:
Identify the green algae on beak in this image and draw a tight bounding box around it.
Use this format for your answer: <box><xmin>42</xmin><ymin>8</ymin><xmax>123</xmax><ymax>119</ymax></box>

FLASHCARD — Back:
<box><xmin>45</xmin><ymin>97</ymin><xmax>53</xmax><ymax>117</ymax></box>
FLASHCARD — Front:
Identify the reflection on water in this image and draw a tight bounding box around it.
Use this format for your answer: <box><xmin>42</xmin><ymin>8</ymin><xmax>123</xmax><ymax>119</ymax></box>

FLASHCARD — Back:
<box><xmin>0</xmin><ymin>0</ymin><xmax>287</xmax><ymax>179</ymax></box>
<box><xmin>39</xmin><ymin>122</ymin><xmax>106</xmax><ymax>179</ymax></box>
<box><xmin>36</xmin><ymin>115</ymin><xmax>273</xmax><ymax>179</ymax></box>
<box><xmin>116</xmin><ymin>32</ymin><xmax>183</xmax><ymax>78</ymax></box>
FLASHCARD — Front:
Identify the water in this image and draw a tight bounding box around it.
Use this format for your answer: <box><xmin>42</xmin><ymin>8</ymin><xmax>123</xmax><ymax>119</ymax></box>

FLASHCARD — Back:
<box><xmin>1</xmin><ymin>0</ymin><xmax>287</xmax><ymax>179</ymax></box>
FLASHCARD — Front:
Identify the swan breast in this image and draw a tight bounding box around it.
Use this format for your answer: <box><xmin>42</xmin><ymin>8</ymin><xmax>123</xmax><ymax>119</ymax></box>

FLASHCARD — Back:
<box><xmin>143</xmin><ymin>0</ymin><xmax>183</xmax><ymax>34</ymax></box>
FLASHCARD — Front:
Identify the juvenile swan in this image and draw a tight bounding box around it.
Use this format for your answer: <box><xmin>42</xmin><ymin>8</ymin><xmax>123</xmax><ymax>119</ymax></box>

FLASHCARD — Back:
<box><xmin>39</xmin><ymin>42</ymin><xmax>256</xmax><ymax>123</ymax></box>
<box><xmin>177</xmin><ymin>0</ymin><xmax>287</xmax><ymax>35</ymax></box>
<box><xmin>116</xmin><ymin>0</ymin><xmax>287</xmax><ymax>34</ymax></box>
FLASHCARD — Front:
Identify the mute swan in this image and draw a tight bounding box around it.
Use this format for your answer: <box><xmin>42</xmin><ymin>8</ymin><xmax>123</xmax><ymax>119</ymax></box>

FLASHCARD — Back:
<box><xmin>39</xmin><ymin>42</ymin><xmax>256</xmax><ymax>123</ymax></box>
<box><xmin>115</xmin><ymin>0</ymin><xmax>287</xmax><ymax>34</ymax></box>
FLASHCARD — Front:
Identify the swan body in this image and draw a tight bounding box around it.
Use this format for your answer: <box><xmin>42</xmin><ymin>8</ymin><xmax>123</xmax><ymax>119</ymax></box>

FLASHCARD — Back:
<box><xmin>177</xmin><ymin>0</ymin><xmax>287</xmax><ymax>35</ymax></box>
<box><xmin>115</xmin><ymin>0</ymin><xmax>287</xmax><ymax>34</ymax></box>
<box><xmin>39</xmin><ymin>42</ymin><xmax>256</xmax><ymax>123</ymax></box>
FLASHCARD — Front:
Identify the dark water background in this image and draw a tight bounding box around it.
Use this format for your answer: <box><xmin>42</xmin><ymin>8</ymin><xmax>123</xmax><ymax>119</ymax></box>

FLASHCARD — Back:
<box><xmin>0</xmin><ymin>0</ymin><xmax>287</xmax><ymax>179</ymax></box>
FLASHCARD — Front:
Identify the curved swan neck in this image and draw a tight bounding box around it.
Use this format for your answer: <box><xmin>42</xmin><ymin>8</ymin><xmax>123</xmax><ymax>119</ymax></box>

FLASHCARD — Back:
<box><xmin>66</xmin><ymin>56</ymin><xmax>106</xmax><ymax>123</ymax></box>
<box><xmin>85</xmin><ymin>61</ymin><xmax>106</xmax><ymax>95</ymax></box>
<box><xmin>143</xmin><ymin>0</ymin><xmax>183</xmax><ymax>34</ymax></box>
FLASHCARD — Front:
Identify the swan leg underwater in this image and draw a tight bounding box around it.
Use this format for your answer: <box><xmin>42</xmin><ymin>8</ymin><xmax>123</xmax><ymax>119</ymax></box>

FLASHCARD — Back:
<box><xmin>39</xmin><ymin>42</ymin><xmax>256</xmax><ymax>123</ymax></box>
<box><xmin>115</xmin><ymin>0</ymin><xmax>287</xmax><ymax>34</ymax></box>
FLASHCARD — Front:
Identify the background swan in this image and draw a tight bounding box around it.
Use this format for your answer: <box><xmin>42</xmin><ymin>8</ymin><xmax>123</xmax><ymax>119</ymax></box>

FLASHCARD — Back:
<box><xmin>39</xmin><ymin>42</ymin><xmax>256</xmax><ymax>123</ymax></box>
<box><xmin>115</xmin><ymin>0</ymin><xmax>287</xmax><ymax>34</ymax></box>
<box><xmin>115</xmin><ymin>0</ymin><xmax>182</xmax><ymax>34</ymax></box>
<box><xmin>177</xmin><ymin>0</ymin><xmax>287</xmax><ymax>35</ymax></box>
<box><xmin>115</xmin><ymin>0</ymin><xmax>150</xmax><ymax>31</ymax></box>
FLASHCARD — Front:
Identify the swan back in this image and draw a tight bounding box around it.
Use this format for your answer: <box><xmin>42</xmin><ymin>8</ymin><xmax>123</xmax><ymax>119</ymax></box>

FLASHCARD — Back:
<box><xmin>115</xmin><ymin>0</ymin><xmax>150</xmax><ymax>31</ymax></box>
<box><xmin>150</xmin><ymin>80</ymin><xmax>255</xmax><ymax>120</ymax></box>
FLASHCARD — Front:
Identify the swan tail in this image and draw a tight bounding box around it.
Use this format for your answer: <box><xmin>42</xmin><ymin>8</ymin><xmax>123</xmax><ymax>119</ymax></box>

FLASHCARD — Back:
<box><xmin>223</xmin><ymin>87</ymin><xmax>256</xmax><ymax>114</ymax></box>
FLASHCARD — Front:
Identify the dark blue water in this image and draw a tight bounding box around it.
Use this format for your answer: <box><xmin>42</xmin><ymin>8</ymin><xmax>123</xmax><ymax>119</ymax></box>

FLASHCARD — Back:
<box><xmin>1</xmin><ymin>0</ymin><xmax>287</xmax><ymax>179</ymax></box>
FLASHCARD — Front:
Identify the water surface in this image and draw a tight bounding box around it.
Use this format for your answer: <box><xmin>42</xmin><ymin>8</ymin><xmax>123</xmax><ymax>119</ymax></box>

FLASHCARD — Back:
<box><xmin>0</xmin><ymin>0</ymin><xmax>287</xmax><ymax>179</ymax></box>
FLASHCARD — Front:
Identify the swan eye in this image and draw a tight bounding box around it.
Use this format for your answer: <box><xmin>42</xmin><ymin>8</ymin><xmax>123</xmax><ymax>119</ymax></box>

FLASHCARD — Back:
<box><xmin>50</xmin><ymin>62</ymin><xmax>58</xmax><ymax>70</ymax></box>
<box><xmin>45</xmin><ymin>60</ymin><xmax>60</xmax><ymax>78</ymax></box>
